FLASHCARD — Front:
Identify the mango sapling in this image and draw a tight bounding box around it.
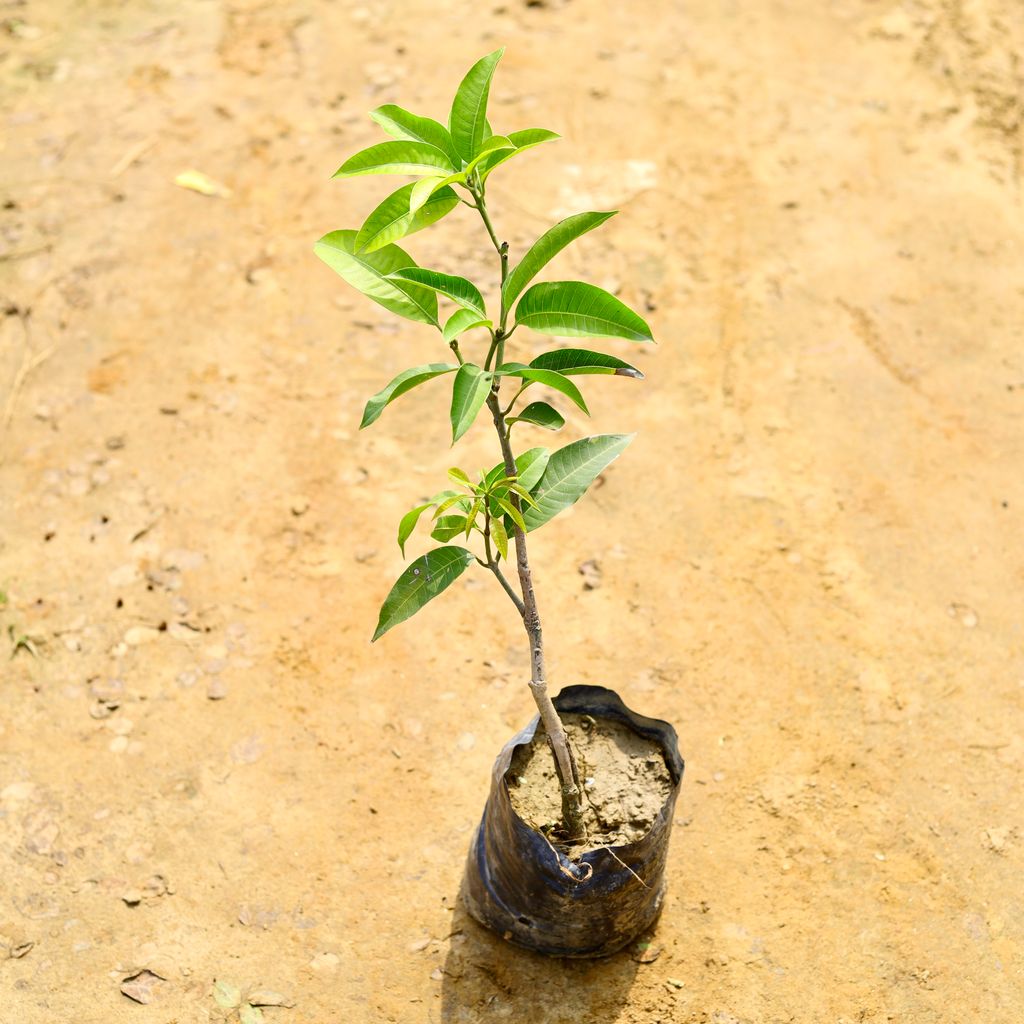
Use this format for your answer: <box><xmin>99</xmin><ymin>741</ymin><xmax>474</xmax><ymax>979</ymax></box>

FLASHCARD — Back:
<box><xmin>314</xmin><ymin>50</ymin><xmax>654</xmax><ymax>845</ymax></box>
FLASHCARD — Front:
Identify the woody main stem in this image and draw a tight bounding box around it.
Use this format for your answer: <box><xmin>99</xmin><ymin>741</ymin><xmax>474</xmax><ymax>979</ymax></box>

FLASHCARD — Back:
<box><xmin>472</xmin><ymin>185</ymin><xmax>586</xmax><ymax>840</ymax></box>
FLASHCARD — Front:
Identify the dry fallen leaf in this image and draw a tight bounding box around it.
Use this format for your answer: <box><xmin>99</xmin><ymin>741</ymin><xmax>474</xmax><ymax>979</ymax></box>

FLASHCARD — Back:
<box><xmin>120</xmin><ymin>969</ymin><xmax>164</xmax><ymax>1004</ymax></box>
<box><xmin>174</xmin><ymin>169</ymin><xmax>232</xmax><ymax>198</ymax></box>
<box><xmin>247</xmin><ymin>989</ymin><xmax>295</xmax><ymax>1008</ymax></box>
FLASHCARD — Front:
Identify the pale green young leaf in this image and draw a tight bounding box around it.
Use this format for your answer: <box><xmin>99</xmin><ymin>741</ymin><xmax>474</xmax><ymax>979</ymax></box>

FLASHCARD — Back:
<box><xmin>355</xmin><ymin>183</ymin><xmax>459</xmax><ymax>254</ymax></box>
<box><xmin>315</xmin><ymin>231</ymin><xmax>439</xmax><ymax>326</ymax></box>
<box><xmin>372</xmin><ymin>546</ymin><xmax>476</xmax><ymax>641</ymax></box>
<box><xmin>464</xmin><ymin>135</ymin><xmax>514</xmax><ymax>175</ymax></box>
<box><xmin>507</xmin><ymin>401</ymin><xmax>566</xmax><ymax>431</ymax></box>
<box><xmin>389</xmin><ymin>268</ymin><xmax>486</xmax><ymax>318</ymax></box>
<box><xmin>443</xmin><ymin>309</ymin><xmax>493</xmax><ymax>344</ymax></box>
<box><xmin>502</xmin><ymin>211</ymin><xmax>617</xmax><ymax>307</ymax></box>
<box><xmin>410</xmin><ymin>172</ymin><xmax>466</xmax><ymax>213</ymax></box>
<box><xmin>449</xmin><ymin>363</ymin><xmax>494</xmax><ymax>443</ymax></box>
<box><xmin>433</xmin><ymin>494</ymin><xmax>471</xmax><ymax>518</ymax></box>
<box><xmin>360</xmin><ymin>363</ymin><xmax>457</xmax><ymax>428</ymax></box>
<box><xmin>490</xmin><ymin>516</ymin><xmax>509</xmax><ymax>561</ymax></box>
<box><xmin>496</xmin><ymin>365</ymin><xmax>589</xmax><ymax>414</ymax></box>
<box><xmin>448</xmin><ymin>49</ymin><xmax>504</xmax><ymax>162</ymax></box>
<box><xmin>477</xmin><ymin>128</ymin><xmax>560</xmax><ymax>182</ymax></box>
<box><xmin>515</xmin><ymin>281</ymin><xmax>653</xmax><ymax>342</ymax></box>
<box><xmin>522</xmin><ymin>434</ymin><xmax>634</xmax><ymax>531</ymax></box>
<box><xmin>447</xmin><ymin>467</ymin><xmax>471</xmax><ymax>487</ymax></box>
<box><xmin>431</xmin><ymin>514</ymin><xmax>468</xmax><ymax>542</ymax></box>
<box><xmin>508</xmin><ymin>482</ymin><xmax>539</xmax><ymax>508</ymax></box>
<box><xmin>485</xmin><ymin>446</ymin><xmax>551</xmax><ymax>491</ymax></box>
<box><xmin>530</xmin><ymin>347</ymin><xmax>644</xmax><ymax>378</ymax></box>
<box><xmin>491</xmin><ymin>493</ymin><xmax>527</xmax><ymax>533</ymax></box>
<box><xmin>398</xmin><ymin>503</ymin><xmax>432</xmax><ymax>557</ymax></box>
<box><xmin>333</xmin><ymin>141</ymin><xmax>456</xmax><ymax>178</ymax></box>
<box><xmin>464</xmin><ymin>497</ymin><xmax>482</xmax><ymax>537</ymax></box>
<box><xmin>368</xmin><ymin>105</ymin><xmax>460</xmax><ymax>164</ymax></box>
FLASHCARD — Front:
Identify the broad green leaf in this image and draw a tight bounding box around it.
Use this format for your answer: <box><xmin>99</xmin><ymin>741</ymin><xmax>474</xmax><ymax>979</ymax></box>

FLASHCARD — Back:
<box><xmin>465</xmin><ymin>135</ymin><xmax>514</xmax><ymax>175</ymax></box>
<box><xmin>333</xmin><ymin>141</ymin><xmax>455</xmax><ymax>178</ymax></box>
<box><xmin>355</xmin><ymin>182</ymin><xmax>459</xmax><ymax>254</ymax></box>
<box><xmin>530</xmin><ymin>347</ymin><xmax>644</xmax><ymax>378</ymax></box>
<box><xmin>485</xmin><ymin>446</ymin><xmax>550</xmax><ymax>491</ymax></box>
<box><xmin>389</xmin><ymin>268</ymin><xmax>486</xmax><ymax>318</ymax></box>
<box><xmin>503</xmin><ymin>211</ymin><xmax>617</xmax><ymax>307</ymax></box>
<box><xmin>490</xmin><ymin>516</ymin><xmax>509</xmax><ymax>561</ymax></box>
<box><xmin>450</xmin><ymin>363</ymin><xmax>494</xmax><ymax>443</ymax></box>
<box><xmin>443</xmin><ymin>309</ymin><xmax>492</xmax><ymax>344</ymax></box>
<box><xmin>515</xmin><ymin>281</ymin><xmax>652</xmax><ymax>342</ymax></box>
<box><xmin>477</xmin><ymin>128</ymin><xmax>560</xmax><ymax>182</ymax></box>
<box><xmin>497</xmin><ymin>364</ymin><xmax>589</xmax><ymax>414</ymax></box>
<box><xmin>315</xmin><ymin>231</ymin><xmax>438</xmax><ymax>326</ymax></box>
<box><xmin>398</xmin><ymin>503</ymin><xmax>432</xmax><ymax>557</ymax></box>
<box><xmin>522</xmin><ymin>434</ymin><xmax>634</xmax><ymax>531</ymax></box>
<box><xmin>410</xmin><ymin>172</ymin><xmax>466</xmax><ymax>213</ymax></box>
<box><xmin>449</xmin><ymin>49</ymin><xmax>504</xmax><ymax>162</ymax></box>
<box><xmin>508</xmin><ymin>401</ymin><xmax>565</xmax><ymax>431</ymax></box>
<box><xmin>431</xmin><ymin>514</ymin><xmax>468</xmax><ymax>542</ymax></box>
<box><xmin>360</xmin><ymin>363</ymin><xmax>457</xmax><ymax>428</ymax></box>
<box><xmin>372</xmin><ymin>546</ymin><xmax>476</xmax><ymax>641</ymax></box>
<box><xmin>368</xmin><ymin>105</ymin><xmax>460</xmax><ymax>164</ymax></box>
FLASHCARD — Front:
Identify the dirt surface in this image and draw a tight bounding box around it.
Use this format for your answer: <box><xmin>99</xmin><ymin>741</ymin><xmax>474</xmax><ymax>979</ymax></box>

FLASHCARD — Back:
<box><xmin>2</xmin><ymin>1</ymin><xmax>1023</xmax><ymax>1021</ymax></box>
<box><xmin>509</xmin><ymin>715</ymin><xmax>674</xmax><ymax>851</ymax></box>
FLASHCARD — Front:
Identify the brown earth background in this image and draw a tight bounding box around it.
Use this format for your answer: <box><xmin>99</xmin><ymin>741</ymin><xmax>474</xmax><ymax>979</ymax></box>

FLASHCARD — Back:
<box><xmin>2</xmin><ymin>1</ymin><xmax>1023</xmax><ymax>1021</ymax></box>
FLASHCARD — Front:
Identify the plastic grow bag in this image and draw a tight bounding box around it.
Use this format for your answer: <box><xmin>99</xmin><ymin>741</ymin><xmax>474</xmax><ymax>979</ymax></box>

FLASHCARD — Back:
<box><xmin>462</xmin><ymin>684</ymin><xmax>685</xmax><ymax>958</ymax></box>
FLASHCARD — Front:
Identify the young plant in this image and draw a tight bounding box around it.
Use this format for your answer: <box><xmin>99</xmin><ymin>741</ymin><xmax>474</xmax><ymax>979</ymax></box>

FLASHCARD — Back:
<box><xmin>315</xmin><ymin>50</ymin><xmax>653</xmax><ymax>840</ymax></box>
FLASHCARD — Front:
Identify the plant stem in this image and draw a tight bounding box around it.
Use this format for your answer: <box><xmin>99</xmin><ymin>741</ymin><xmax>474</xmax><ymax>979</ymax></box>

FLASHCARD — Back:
<box><xmin>485</xmin><ymin>394</ymin><xmax>585</xmax><ymax>839</ymax></box>
<box><xmin>470</xmin><ymin>185</ymin><xmax>585</xmax><ymax>840</ymax></box>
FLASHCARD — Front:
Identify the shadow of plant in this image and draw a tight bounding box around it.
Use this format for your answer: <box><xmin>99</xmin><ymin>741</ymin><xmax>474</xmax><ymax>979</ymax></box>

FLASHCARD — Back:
<box><xmin>440</xmin><ymin>887</ymin><xmax>640</xmax><ymax>1023</ymax></box>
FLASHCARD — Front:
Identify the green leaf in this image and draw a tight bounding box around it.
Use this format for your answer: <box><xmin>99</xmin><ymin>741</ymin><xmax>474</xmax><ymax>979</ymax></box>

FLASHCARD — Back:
<box><xmin>450</xmin><ymin>363</ymin><xmax>494</xmax><ymax>443</ymax></box>
<box><xmin>508</xmin><ymin>401</ymin><xmax>565</xmax><ymax>431</ymax></box>
<box><xmin>372</xmin><ymin>546</ymin><xmax>476</xmax><ymax>641</ymax></box>
<box><xmin>449</xmin><ymin>49</ymin><xmax>504</xmax><ymax>163</ymax></box>
<box><xmin>368</xmin><ymin>105</ymin><xmax>460</xmax><ymax>164</ymax></box>
<box><xmin>355</xmin><ymin>182</ymin><xmax>459</xmax><ymax>254</ymax></box>
<box><xmin>410</xmin><ymin>172</ymin><xmax>466</xmax><ymax>213</ymax></box>
<box><xmin>530</xmin><ymin>347</ymin><xmax>644</xmax><ymax>378</ymax></box>
<box><xmin>360</xmin><ymin>363</ymin><xmax>457</xmax><ymax>428</ymax></box>
<box><xmin>389</xmin><ymin>268</ymin><xmax>486</xmax><ymax>318</ymax></box>
<box><xmin>477</xmin><ymin>128</ymin><xmax>560</xmax><ymax>182</ymax></box>
<box><xmin>515</xmin><ymin>281</ymin><xmax>653</xmax><ymax>342</ymax></box>
<box><xmin>485</xmin><ymin>446</ymin><xmax>550</xmax><ymax>491</ymax></box>
<box><xmin>443</xmin><ymin>309</ymin><xmax>492</xmax><ymax>344</ymax></box>
<box><xmin>503</xmin><ymin>211</ymin><xmax>617</xmax><ymax>307</ymax></box>
<box><xmin>465</xmin><ymin>135</ymin><xmax>515</xmax><ymax>175</ymax></box>
<box><xmin>447</xmin><ymin>467</ymin><xmax>471</xmax><ymax>486</ymax></box>
<box><xmin>333</xmin><ymin>141</ymin><xmax>456</xmax><ymax>178</ymax></box>
<box><xmin>431</xmin><ymin>514</ymin><xmax>468</xmax><ymax>542</ymax></box>
<box><xmin>490</xmin><ymin>516</ymin><xmax>509</xmax><ymax>561</ymax></box>
<box><xmin>497</xmin><ymin>365</ymin><xmax>589</xmax><ymax>414</ymax></box>
<box><xmin>398</xmin><ymin>503</ymin><xmax>432</xmax><ymax>557</ymax></box>
<box><xmin>314</xmin><ymin>231</ymin><xmax>439</xmax><ymax>326</ymax></box>
<box><xmin>522</xmin><ymin>434</ymin><xmax>634</xmax><ymax>531</ymax></box>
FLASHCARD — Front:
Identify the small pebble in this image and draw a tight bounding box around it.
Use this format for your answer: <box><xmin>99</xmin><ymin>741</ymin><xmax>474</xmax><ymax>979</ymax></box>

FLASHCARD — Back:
<box><xmin>206</xmin><ymin>678</ymin><xmax>229</xmax><ymax>700</ymax></box>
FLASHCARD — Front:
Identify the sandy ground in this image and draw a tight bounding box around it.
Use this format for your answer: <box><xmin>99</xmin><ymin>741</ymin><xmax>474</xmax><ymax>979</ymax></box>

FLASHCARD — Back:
<box><xmin>2</xmin><ymin>1</ymin><xmax>1023</xmax><ymax>1021</ymax></box>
